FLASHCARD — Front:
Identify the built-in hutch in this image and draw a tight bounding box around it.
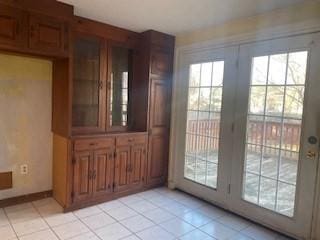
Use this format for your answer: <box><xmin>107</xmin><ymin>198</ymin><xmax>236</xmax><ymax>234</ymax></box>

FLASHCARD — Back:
<box><xmin>0</xmin><ymin>0</ymin><xmax>174</xmax><ymax>211</ymax></box>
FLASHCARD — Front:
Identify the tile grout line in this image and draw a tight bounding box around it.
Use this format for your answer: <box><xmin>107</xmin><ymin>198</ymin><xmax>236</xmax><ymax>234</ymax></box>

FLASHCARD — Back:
<box><xmin>2</xmin><ymin>207</ymin><xmax>19</xmax><ymax>240</ymax></box>
<box><xmin>31</xmin><ymin>201</ymin><xmax>64</xmax><ymax>240</ymax></box>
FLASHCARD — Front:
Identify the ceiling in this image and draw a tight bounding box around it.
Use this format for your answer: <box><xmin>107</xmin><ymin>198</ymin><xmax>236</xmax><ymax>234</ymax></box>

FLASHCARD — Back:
<box><xmin>58</xmin><ymin>0</ymin><xmax>311</xmax><ymax>35</ymax></box>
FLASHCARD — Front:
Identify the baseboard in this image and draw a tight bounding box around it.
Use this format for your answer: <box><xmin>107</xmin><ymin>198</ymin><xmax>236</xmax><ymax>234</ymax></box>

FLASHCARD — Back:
<box><xmin>0</xmin><ymin>190</ymin><xmax>52</xmax><ymax>208</ymax></box>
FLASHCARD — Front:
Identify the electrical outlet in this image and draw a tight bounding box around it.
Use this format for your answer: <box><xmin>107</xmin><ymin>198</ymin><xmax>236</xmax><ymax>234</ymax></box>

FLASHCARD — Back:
<box><xmin>20</xmin><ymin>164</ymin><xmax>28</xmax><ymax>175</ymax></box>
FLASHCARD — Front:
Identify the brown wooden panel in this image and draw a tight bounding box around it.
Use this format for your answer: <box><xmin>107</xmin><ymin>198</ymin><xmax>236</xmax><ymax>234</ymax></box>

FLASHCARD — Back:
<box><xmin>0</xmin><ymin>5</ymin><xmax>26</xmax><ymax>49</ymax></box>
<box><xmin>73</xmin><ymin>151</ymin><xmax>93</xmax><ymax>202</ymax></box>
<box><xmin>114</xmin><ymin>146</ymin><xmax>131</xmax><ymax>192</ymax></box>
<box><xmin>130</xmin><ymin>144</ymin><xmax>146</xmax><ymax>187</ymax></box>
<box><xmin>74</xmin><ymin>16</ymin><xmax>139</xmax><ymax>48</ymax></box>
<box><xmin>52</xmin><ymin>134</ymin><xmax>69</xmax><ymax>207</ymax></box>
<box><xmin>29</xmin><ymin>13</ymin><xmax>68</xmax><ymax>55</ymax></box>
<box><xmin>0</xmin><ymin>0</ymin><xmax>73</xmax><ymax>20</ymax></box>
<box><xmin>0</xmin><ymin>172</ymin><xmax>12</xmax><ymax>190</ymax></box>
<box><xmin>147</xmin><ymin>133</ymin><xmax>168</xmax><ymax>186</ymax></box>
<box><xmin>116</xmin><ymin>135</ymin><xmax>147</xmax><ymax>147</ymax></box>
<box><xmin>0</xmin><ymin>191</ymin><xmax>52</xmax><ymax>208</ymax></box>
<box><xmin>149</xmin><ymin>79</ymin><xmax>170</xmax><ymax>132</ymax></box>
<box><xmin>92</xmin><ymin>148</ymin><xmax>114</xmax><ymax>197</ymax></box>
<box><xmin>52</xmin><ymin>58</ymin><xmax>71</xmax><ymax>137</ymax></box>
<box><xmin>151</xmin><ymin>51</ymin><xmax>172</xmax><ymax>76</ymax></box>
<box><xmin>149</xmin><ymin>30</ymin><xmax>175</xmax><ymax>48</ymax></box>
<box><xmin>74</xmin><ymin>137</ymin><xmax>115</xmax><ymax>151</ymax></box>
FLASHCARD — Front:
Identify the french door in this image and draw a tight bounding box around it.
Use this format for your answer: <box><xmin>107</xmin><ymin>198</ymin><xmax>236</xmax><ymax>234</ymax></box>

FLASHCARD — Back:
<box><xmin>174</xmin><ymin>33</ymin><xmax>320</xmax><ymax>239</ymax></box>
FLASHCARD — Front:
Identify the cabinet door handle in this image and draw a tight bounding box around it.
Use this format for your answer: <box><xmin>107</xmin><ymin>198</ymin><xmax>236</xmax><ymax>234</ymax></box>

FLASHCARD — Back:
<box><xmin>99</xmin><ymin>81</ymin><xmax>103</xmax><ymax>90</ymax></box>
<box><xmin>93</xmin><ymin>170</ymin><xmax>97</xmax><ymax>179</ymax></box>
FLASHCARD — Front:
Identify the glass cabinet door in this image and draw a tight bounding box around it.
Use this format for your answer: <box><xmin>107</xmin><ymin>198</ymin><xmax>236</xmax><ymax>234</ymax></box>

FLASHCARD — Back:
<box><xmin>72</xmin><ymin>35</ymin><xmax>105</xmax><ymax>132</ymax></box>
<box><xmin>108</xmin><ymin>45</ymin><xmax>133</xmax><ymax>131</ymax></box>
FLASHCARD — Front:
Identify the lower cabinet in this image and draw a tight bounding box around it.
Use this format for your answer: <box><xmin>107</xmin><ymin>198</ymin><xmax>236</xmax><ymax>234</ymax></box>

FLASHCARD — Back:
<box><xmin>147</xmin><ymin>133</ymin><xmax>169</xmax><ymax>186</ymax></box>
<box><xmin>71</xmin><ymin>133</ymin><xmax>147</xmax><ymax>205</ymax></box>
<box><xmin>72</xmin><ymin>147</ymin><xmax>114</xmax><ymax>204</ymax></box>
<box><xmin>92</xmin><ymin>148</ymin><xmax>114</xmax><ymax>197</ymax></box>
<box><xmin>73</xmin><ymin>150</ymin><xmax>92</xmax><ymax>203</ymax></box>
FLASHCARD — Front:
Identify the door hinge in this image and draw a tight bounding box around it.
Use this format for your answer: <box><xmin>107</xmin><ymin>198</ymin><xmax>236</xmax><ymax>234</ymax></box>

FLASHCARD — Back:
<box><xmin>227</xmin><ymin>184</ymin><xmax>231</xmax><ymax>194</ymax></box>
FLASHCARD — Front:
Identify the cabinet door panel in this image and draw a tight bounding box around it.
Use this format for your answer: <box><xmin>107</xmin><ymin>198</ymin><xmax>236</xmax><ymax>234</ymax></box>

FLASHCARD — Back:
<box><xmin>0</xmin><ymin>6</ymin><xmax>26</xmax><ymax>48</ymax></box>
<box><xmin>147</xmin><ymin>134</ymin><xmax>168</xmax><ymax>185</ymax></box>
<box><xmin>29</xmin><ymin>14</ymin><xmax>68</xmax><ymax>55</ymax></box>
<box><xmin>151</xmin><ymin>51</ymin><xmax>172</xmax><ymax>76</ymax></box>
<box><xmin>130</xmin><ymin>144</ymin><xmax>146</xmax><ymax>187</ymax></box>
<box><xmin>114</xmin><ymin>146</ymin><xmax>131</xmax><ymax>192</ymax></box>
<box><xmin>93</xmin><ymin>148</ymin><xmax>114</xmax><ymax>196</ymax></box>
<box><xmin>149</xmin><ymin>79</ymin><xmax>170</xmax><ymax>133</ymax></box>
<box><xmin>73</xmin><ymin>151</ymin><xmax>93</xmax><ymax>202</ymax></box>
<box><xmin>72</xmin><ymin>34</ymin><xmax>106</xmax><ymax>133</ymax></box>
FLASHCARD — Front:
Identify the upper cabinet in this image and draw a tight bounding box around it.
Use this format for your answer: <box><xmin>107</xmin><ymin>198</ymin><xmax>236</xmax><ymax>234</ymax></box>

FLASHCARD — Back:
<box><xmin>0</xmin><ymin>5</ymin><xmax>26</xmax><ymax>49</ymax></box>
<box><xmin>29</xmin><ymin>13</ymin><xmax>69</xmax><ymax>55</ymax></box>
<box><xmin>72</xmin><ymin>33</ymin><xmax>137</xmax><ymax>135</ymax></box>
<box><xmin>0</xmin><ymin>3</ymin><xmax>70</xmax><ymax>57</ymax></box>
<box><xmin>72</xmin><ymin>34</ymin><xmax>106</xmax><ymax>134</ymax></box>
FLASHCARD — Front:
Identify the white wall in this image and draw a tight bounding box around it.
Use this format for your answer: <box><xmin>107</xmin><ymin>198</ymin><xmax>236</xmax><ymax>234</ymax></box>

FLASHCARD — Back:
<box><xmin>0</xmin><ymin>54</ymin><xmax>53</xmax><ymax>200</ymax></box>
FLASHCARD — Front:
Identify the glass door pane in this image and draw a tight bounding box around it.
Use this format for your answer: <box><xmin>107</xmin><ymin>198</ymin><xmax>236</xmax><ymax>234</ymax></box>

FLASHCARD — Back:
<box><xmin>109</xmin><ymin>46</ymin><xmax>132</xmax><ymax>130</ymax></box>
<box><xmin>243</xmin><ymin>51</ymin><xmax>308</xmax><ymax>217</ymax></box>
<box><xmin>184</xmin><ymin>61</ymin><xmax>224</xmax><ymax>189</ymax></box>
<box><xmin>72</xmin><ymin>36</ymin><xmax>102</xmax><ymax>129</ymax></box>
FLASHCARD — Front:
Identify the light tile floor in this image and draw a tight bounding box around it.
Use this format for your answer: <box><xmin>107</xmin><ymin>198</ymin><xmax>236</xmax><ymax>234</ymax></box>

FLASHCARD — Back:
<box><xmin>0</xmin><ymin>187</ymin><xmax>295</xmax><ymax>240</ymax></box>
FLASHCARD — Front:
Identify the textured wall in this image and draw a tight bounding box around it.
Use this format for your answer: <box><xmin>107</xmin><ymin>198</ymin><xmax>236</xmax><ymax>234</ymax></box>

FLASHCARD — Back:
<box><xmin>0</xmin><ymin>54</ymin><xmax>52</xmax><ymax>200</ymax></box>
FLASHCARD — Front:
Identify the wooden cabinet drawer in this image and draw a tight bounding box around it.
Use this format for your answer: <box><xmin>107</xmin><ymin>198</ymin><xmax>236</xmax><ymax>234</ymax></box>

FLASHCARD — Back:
<box><xmin>74</xmin><ymin>138</ymin><xmax>115</xmax><ymax>151</ymax></box>
<box><xmin>116</xmin><ymin>135</ymin><xmax>147</xmax><ymax>147</ymax></box>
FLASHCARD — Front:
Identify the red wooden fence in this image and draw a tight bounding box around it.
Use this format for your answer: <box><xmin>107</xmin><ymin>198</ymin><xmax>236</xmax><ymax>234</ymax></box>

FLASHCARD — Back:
<box><xmin>186</xmin><ymin>119</ymin><xmax>301</xmax><ymax>159</ymax></box>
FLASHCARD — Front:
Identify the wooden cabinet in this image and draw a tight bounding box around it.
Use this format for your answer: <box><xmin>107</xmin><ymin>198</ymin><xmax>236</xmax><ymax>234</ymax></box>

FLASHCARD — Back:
<box><xmin>73</xmin><ymin>150</ymin><xmax>93</xmax><ymax>203</ymax></box>
<box><xmin>72</xmin><ymin>34</ymin><xmax>106</xmax><ymax>133</ymax></box>
<box><xmin>114</xmin><ymin>145</ymin><xmax>131</xmax><ymax>192</ymax></box>
<box><xmin>92</xmin><ymin>148</ymin><xmax>114</xmax><ymax>197</ymax></box>
<box><xmin>130</xmin><ymin>144</ymin><xmax>146</xmax><ymax>187</ymax></box>
<box><xmin>0</xmin><ymin>5</ymin><xmax>26</xmax><ymax>48</ymax></box>
<box><xmin>72</xmin><ymin>34</ymin><xmax>137</xmax><ymax>134</ymax></box>
<box><xmin>114</xmin><ymin>135</ymin><xmax>147</xmax><ymax>192</ymax></box>
<box><xmin>29</xmin><ymin>13</ymin><xmax>69</xmax><ymax>55</ymax></box>
<box><xmin>151</xmin><ymin>51</ymin><xmax>172</xmax><ymax>76</ymax></box>
<box><xmin>72</xmin><ymin>137</ymin><xmax>115</xmax><ymax>203</ymax></box>
<box><xmin>71</xmin><ymin>134</ymin><xmax>146</xmax><ymax>205</ymax></box>
<box><xmin>147</xmin><ymin>79</ymin><xmax>170</xmax><ymax>185</ymax></box>
<box><xmin>141</xmin><ymin>32</ymin><xmax>174</xmax><ymax>187</ymax></box>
